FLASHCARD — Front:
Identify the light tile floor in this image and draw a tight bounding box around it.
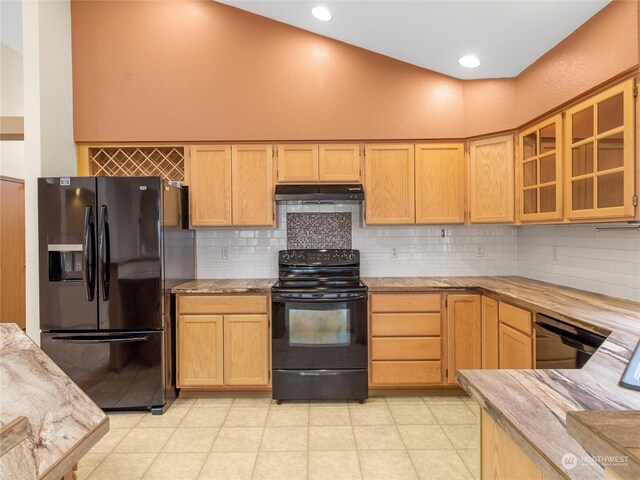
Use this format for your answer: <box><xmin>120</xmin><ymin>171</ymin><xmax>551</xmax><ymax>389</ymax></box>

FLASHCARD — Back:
<box><xmin>79</xmin><ymin>396</ymin><xmax>480</xmax><ymax>480</ymax></box>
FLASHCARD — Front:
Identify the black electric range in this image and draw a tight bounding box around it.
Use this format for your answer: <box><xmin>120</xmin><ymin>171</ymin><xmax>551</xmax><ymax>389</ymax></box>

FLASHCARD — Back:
<box><xmin>271</xmin><ymin>249</ymin><xmax>368</xmax><ymax>403</ymax></box>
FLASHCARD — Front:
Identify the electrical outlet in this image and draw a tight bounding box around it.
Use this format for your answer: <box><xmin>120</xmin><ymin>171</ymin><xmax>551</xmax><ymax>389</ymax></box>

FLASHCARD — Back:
<box><xmin>221</xmin><ymin>247</ymin><xmax>229</xmax><ymax>260</ymax></box>
<box><xmin>552</xmin><ymin>246</ymin><xmax>558</xmax><ymax>261</ymax></box>
<box><xmin>391</xmin><ymin>247</ymin><xmax>399</xmax><ymax>259</ymax></box>
<box><xmin>475</xmin><ymin>245</ymin><xmax>484</xmax><ymax>258</ymax></box>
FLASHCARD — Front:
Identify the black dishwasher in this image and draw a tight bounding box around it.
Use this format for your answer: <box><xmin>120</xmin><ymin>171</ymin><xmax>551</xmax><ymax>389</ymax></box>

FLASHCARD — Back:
<box><xmin>534</xmin><ymin>314</ymin><xmax>606</xmax><ymax>369</ymax></box>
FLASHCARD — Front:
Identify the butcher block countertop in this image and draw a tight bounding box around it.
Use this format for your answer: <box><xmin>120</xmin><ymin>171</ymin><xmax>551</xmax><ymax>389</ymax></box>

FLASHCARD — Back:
<box><xmin>363</xmin><ymin>275</ymin><xmax>640</xmax><ymax>480</ymax></box>
<box><xmin>0</xmin><ymin>323</ymin><xmax>108</xmax><ymax>479</ymax></box>
<box><xmin>172</xmin><ymin>278</ymin><xmax>276</xmax><ymax>294</ymax></box>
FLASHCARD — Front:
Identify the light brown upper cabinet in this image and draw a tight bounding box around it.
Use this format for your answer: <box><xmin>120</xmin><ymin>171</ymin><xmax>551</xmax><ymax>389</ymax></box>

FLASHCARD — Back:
<box><xmin>189</xmin><ymin>145</ymin><xmax>232</xmax><ymax>227</ymax></box>
<box><xmin>364</xmin><ymin>144</ymin><xmax>415</xmax><ymax>224</ymax></box>
<box><xmin>318</xmin><ymin>144</ymin><xmax>361</xmax><ymax>182</ymax></box>
<box><xmin>277</xmin><ymin>144</ymin><xmax>361</xmax><ymax>183</ymax></box>
<box><xmin>518</xmin><ymin>115</ymin><xmax>563</xmax><ymax>222</ymax></box>
<box><xmin>277</xmin><ymin>144</ymin><xmax>319</xmax><ymax>183</ymax></box>
<box><xmin>189</xmin><ymin>144</ymin><xmax>274</xmax><ymax>227</ymax></box>
<box><xmin>232</xmin><ymin>145</ymin><xmax>275</xmax><ymax>227</ymax></box>
<box><xmin>468</xmin><ymin>135</ymin><xmax>515</xmax><ymax>223</ymax></box>
<box><xmin>564</xmin><ymin>79</ymin><xmax>636</xmax><ymax>220</ymax></box>
<box><xmin>415</xmin><ymin>143</ymin><xmax>466</xmax><ymax>224</ymax></box>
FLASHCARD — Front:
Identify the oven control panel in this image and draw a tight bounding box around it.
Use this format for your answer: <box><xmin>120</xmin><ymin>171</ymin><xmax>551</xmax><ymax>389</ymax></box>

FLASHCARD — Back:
<box><xmin>279</xmin><ymin>249</ymin><xmax>359</xmax><ymax>265</ymax></box>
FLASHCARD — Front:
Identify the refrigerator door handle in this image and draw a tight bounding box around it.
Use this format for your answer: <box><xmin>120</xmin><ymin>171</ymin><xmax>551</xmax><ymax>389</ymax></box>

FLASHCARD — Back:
<box><xmin>83</xmin><ymin>206</ymin><xmax>96</xmax><ymax>301</ymax></box>
<box><xmin>50</xmin><ymin>335</ymin><xmax>149</xmax><ymax>344</ymax></box>
<box><xmin>98</xmin><ymin>205</ymin><xmax>111</xmax><ymax>301</ymax></box>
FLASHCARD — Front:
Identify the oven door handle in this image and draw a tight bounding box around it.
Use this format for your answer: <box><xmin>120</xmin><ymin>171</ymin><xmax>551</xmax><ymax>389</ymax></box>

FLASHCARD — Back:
<box><xmin>272</xmin><ymin>293</ymin><xmax>367</xmax><ymax>303</ymax></box>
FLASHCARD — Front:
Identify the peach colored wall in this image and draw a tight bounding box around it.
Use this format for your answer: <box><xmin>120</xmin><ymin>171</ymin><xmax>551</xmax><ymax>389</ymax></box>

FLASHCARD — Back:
<box><xmin>71</xmin><ymin>0</ymin><xmax>638</xmax><ymax>142</ymax></box>
<box><xmin>71</xmin><ymin>0</ymin><xmax>465</xmax><ymax>142</ymax></box>
<box><xmin>513</xmin><ymin>0</ymin><xmax>639</xmax><ymax>127</ymax></box>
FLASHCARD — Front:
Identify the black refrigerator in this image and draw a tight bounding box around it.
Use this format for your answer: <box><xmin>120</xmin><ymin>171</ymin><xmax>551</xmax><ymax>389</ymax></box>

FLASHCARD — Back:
<box><xmin>38</xmin><ymin>176</ymin><xmax>194</xmax><ymax>414</ymax></box>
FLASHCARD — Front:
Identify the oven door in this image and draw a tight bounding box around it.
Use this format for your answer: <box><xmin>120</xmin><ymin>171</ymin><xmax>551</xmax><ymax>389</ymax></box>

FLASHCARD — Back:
<box><xmin>272</xmin><ymin>293</ymin><xmax>367</xmax><ymax>370</ymax></box>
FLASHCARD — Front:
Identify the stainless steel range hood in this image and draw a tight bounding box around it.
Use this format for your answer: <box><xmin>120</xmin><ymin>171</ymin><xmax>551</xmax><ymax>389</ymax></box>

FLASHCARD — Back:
<box><xmin>275</xmin><ymin>184</ymin><xmax>364</xmax><ymax>205</ymax></box>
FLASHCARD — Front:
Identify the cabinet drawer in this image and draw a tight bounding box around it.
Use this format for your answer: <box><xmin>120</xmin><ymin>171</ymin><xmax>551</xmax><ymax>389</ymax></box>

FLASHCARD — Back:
<box><xmin>178</xmin><ymin>295</ymin><xmax>268</xmax><ymax>314</ymax></box>
<box><xmin>370</xmin><ymin>313</ymin><xmax>441</xmax><ymax>337</ymax></box>
<box><xmin>370</xmin><ymin>294</ymin><xmax>441</xmax><ymax>313</ymax></box>
<box><xmin>371</xmin><ymin>361</ymin><xmax>442</xmax><ymax>385</ymax></box>
<box><xmin>498</xmin><ymin>302</ymin><xmax>532</xmax><ymax>335</ymax></box>
<box><xmin>371</xmin><ymin>337</ymin><xmax>441</xmax><ymax>361</ymax></box>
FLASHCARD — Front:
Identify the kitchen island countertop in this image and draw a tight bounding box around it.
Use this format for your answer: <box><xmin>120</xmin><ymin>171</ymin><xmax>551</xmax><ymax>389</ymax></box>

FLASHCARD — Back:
<box><xmin>0</xmin><ymin>323</ymin><xmax>108</xmax><ymax>479</ymax></box>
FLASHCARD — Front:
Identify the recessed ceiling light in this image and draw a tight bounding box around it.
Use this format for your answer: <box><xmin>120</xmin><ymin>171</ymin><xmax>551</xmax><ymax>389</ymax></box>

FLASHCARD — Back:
<box><xmin>311</xmin><ymin>6</ymin><xmax>332</xmax><ymax>22</ymax></box>
<box><xmin>458</xmin><ymin>55</ymin><xmax>481</xmax><ymax>68</ymax></box>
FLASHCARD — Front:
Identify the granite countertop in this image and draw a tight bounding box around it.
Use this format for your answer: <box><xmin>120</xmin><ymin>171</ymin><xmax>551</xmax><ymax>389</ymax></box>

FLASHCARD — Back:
<box><xmin>0</xmin><ymin>323</ymin><xmax>109</xmax><ymax>479</ymax></box>
<box><xmin>172</xmin><ymin>278</ymin><xmax>276</xmax><ymax>294</ymax></box>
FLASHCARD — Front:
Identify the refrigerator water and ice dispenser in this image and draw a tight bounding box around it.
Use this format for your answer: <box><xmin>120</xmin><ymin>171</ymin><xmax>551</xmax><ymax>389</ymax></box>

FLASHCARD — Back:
<box><xmin>48</xmin><ymin>244</ymin><xmax>84</xmax><ymax>281</ymax></box>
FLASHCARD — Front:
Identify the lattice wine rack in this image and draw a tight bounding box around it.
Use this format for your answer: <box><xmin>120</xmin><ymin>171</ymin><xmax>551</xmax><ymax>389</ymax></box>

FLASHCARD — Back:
<box><xmin>88</xmin><ymin>146</ymin><xmax>185</xmax><ymax>182</ymax></box>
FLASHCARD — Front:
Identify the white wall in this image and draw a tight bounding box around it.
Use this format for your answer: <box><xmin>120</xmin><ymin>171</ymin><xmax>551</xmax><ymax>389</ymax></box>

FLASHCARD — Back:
<box><xmin>1</xmin><ymin>5</ymin><xmax>25</xmax><ymax>179</ymax></box>
<box><xmin>196</xmin><ymin>205</ymin><xmax>518</xmax><ymax>279</ymax></box>
<box><xmin>517</xmin><ymin>224</ymin><xmax>640</xmax><ymax>302</ymax></box>
<box><xmin>22</xmin><ymin>0</ymin><xmax>76</xmax><ymax>343</ymax></box>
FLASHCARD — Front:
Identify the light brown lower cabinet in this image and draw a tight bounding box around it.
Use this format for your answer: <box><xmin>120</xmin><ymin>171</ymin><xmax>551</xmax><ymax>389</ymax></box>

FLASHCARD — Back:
<box><xmin>498</xmin><ymin>301</ymin><xmax>534</xmax><ymax>369</ymax></box>
<box><xmin>447</xmin><ymin>294</ymin><xmax>482</xmax><ymax>384</ymax></box>
<box><xmin>178</xmin><ymin>314</ymin><xmax>224</xmax><ymax>387</ymax></box>
<box><xmin>499</xmin><ymin>323</ymin><xmax>534</xmax><ymax>369</ymax></box>
<box><xmin>224</xmin><ymin>315</ymin><xmax>269</xmax><ymax>385</ymax></box>
<box><xmin>482</xmin><ymin>411</ymin><xmax>548</xmax><ymax>479</ymax></box>
<box><xmin>176</xmin><ymin>295</ymin><xmax>270</xmax><ymax>388</ymax></box>
<box><xmin>481</xmin><ymin>296</ymin><xmax>499</xmax><ymax>369</ymax></box>
<box><xmin>369</xmin><ymin>293</ymin><xmax>444</xmax><ymax>386</ymax></box>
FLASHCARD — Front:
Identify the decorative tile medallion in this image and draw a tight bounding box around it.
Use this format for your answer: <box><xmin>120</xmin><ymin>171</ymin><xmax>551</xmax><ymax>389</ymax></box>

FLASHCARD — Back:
<box><xmin>287</xmin><ymin>213</ymin><xmax>351</xmax><ymax>249</ymax></box>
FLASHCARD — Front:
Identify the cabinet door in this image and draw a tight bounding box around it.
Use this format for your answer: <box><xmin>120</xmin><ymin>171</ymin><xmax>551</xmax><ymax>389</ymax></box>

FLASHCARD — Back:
<box><xmin>364</xmin><ymin>144</ymin><xmax>415</xmax><ymax>224</ymax></box>
<box><xmin>518</xmin><ymin>115</ymin><xmax>563</xmax><ymax>222</ymax></box>
<box><xmin>499</xmin><ymin>323</ymin><xmax>533</xmax><ymax>369</ymax></box>
<box><xmin>564</xmin><ymin>79</ymin><xmax>635</xmax><ymax>220</ymax></box>
<box><xmin>318</xmin><ymin>144</ymin><xmax>361</xmax><ymax>182</ymax></box>
<box><xmin>415</xmin><ymin>143</ymin><xmax>465</xmax><ymax>224</ymax></box>
<box><xmin>446</xmin><ymin>294</ymin><xmax>482</xmax><ymax>384</ymax></box>
<box><xmin>469</xmin><ymin>135</ymin><xmax>515</xmax><ymax>223</ymax></box>
<box><xmin>232</xmin><ymin>145</ymin><xmax>275</xmax><ymax>227</ymax></box>
<box><xmin>0</xmin><ymin>178</ymin><xmax>25</xmax><ymax>329</ymax></box>
<box><xmin>177</xmin><ymin>315</ymin><xmax>224</xmax><ymax>387</ymax></box>
<box><xmin>189</xmin><ymin>145</ymin><xmax>232</xmax><ymax>226</ymax></box>
<box><xmin>224</xmin><ymin>315</ymin><xmax>269</xmax><ymax>385</ymax></box>
<box><xmin>481</xmin><ymin>296</ymin><xmax>499</xmax><ymax>369</ymax></box>
<box><xmin>277</xmin><ymin>144</ymin><xmax>318</xmax><ymax>183</ymax></box>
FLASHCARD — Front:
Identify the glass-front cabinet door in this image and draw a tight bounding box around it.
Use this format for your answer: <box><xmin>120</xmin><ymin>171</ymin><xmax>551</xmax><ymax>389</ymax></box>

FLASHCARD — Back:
<box><xmin>564</xmin><ymin>79</ymin><xmax>636</xmax><ymax>220</ymax></box>
<box><xmin>518</xmin><ymin>114</ymin><xmax>563</xmax><ymax>222</ymax></box>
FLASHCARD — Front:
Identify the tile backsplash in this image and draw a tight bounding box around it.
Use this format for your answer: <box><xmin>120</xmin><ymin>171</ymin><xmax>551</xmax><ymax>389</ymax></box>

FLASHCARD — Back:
<box><xmin>196</xmin><ymin>205</ymin><xmax>518</xmax><ymax>279</ymax></box>
<box><xmin>517</xmin><ymin>224</ymin><xmax>640</xmax><ymax>302</ymax></box>
<box><xmin>195</xmin><ymin>206</ymin><xmax>640</xmax><ymax>301</ymax></box>
<box><xmin>287</xmin><ymin>212</ymin><xmax>351</xmax><ymax>249</ymax></box>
